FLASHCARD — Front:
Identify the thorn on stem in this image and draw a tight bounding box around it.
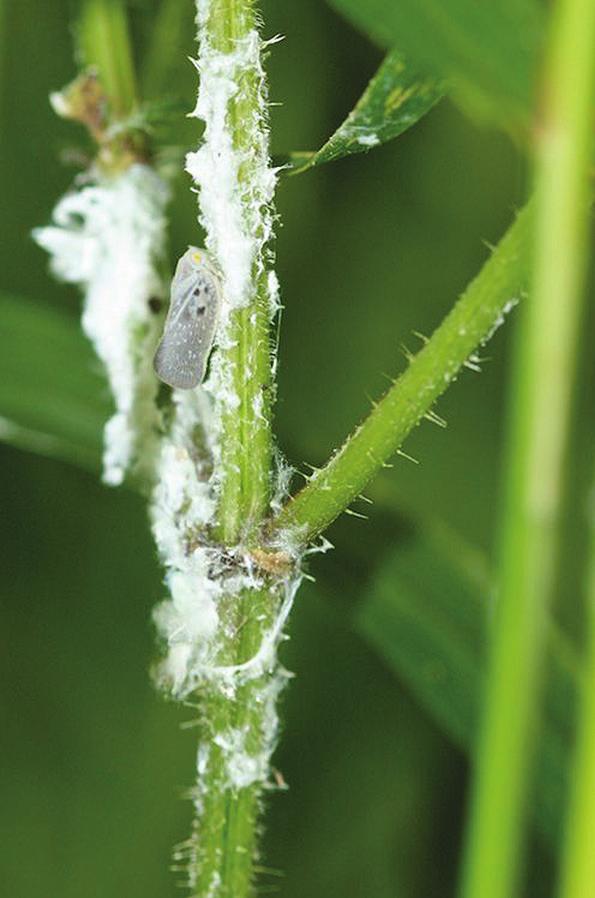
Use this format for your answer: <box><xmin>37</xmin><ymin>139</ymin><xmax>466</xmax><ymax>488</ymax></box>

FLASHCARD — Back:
<box><xmin>424</xmin><ymin>409</ymin><xmax>447</xmax><ymax>428</ymax></box>
<box><xmin>344</xmin><ymin>508</ymin><xmax>369</xmax><ymax>520</ymax></box>
<box><xmin>397</xmin><ymin>448</ymin><xmax>419</xmax><ymax>465</ymax></box>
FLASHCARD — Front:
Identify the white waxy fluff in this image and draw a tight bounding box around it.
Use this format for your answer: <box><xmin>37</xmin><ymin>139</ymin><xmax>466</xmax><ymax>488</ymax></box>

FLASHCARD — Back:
<box><xmin>185</xmin><ymin>4</ymin><xmax>281</xmax><ymax>495</ymax></box>
<box><xmin>149</xmin><ymin>385</ymin><xmax>299</xmax><ymax>808</ymax></box>
<box><xmin>150</xmin><ymin>389</ymin><xmax>222</xmax><ymax>697</ymax></box>
<box><xmin>185</xmin><ymin>19</ymin><xmax>277</xmax><ymax>316</ymax></box>
<box><xmin>34</xmin><ymin>163</ymin><xmax>170</xmax><ymax>485</ymax></box>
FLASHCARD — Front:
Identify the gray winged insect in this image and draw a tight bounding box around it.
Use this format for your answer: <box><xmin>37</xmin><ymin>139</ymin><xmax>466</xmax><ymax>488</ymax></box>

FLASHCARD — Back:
<box><xmin>153</xmin><ymin>247</ymin><xmax>221</xmax><ymax>389</ymax></box>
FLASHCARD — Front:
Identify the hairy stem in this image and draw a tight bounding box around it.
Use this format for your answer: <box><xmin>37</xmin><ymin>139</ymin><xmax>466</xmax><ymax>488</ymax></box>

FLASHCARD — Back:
<box><xmin>269</xmin><ymin>203</ymin><xmax>533</xmax><ymax>548</ymax></box>
<box><xmin>179</xmin><ymin>4</ymin><xmax>284</xmax><ymax>897</ymax></box>
<box><xmin>201</xmin><ymin>0</ymin><xmax>275</xmax><ymax>545</ymax></box>
<box><xmin>458</xmin><ymin>0</ymin><xmax>595</xmax><ymax>895</ymax></box>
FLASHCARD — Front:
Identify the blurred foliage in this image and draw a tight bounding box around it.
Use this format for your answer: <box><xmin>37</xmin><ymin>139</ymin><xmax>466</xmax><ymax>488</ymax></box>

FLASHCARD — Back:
<box><xmin>0</xmin><ymin>294</ymin><xmax>106</xmax><ymax>470</ymax></box>
<box><xmin>1</xmin><ymin>1</ymin><xmax>593</xmax><ymax>897</ymax></box>
<box><xmin>356</xmin><ymin>528</ymin><xmax>579</xmax><ymax>849</ymax></box>
<box><xmin>328</xmin><ymin>0</ymin><xmax>543</xmax><ymax>130</ymax></box>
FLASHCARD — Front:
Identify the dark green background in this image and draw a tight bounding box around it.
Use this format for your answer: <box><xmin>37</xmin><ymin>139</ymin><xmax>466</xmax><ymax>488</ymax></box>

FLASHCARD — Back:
<box><xmin>2</xmin><ymin>2</ymin><xmax>580</xmax><ymax>896</ymax></box>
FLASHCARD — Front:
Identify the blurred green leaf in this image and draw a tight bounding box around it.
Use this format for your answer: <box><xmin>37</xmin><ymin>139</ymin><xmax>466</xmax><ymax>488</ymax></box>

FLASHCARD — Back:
<box><xmin>141</xmin><ymin>0</ymin><xmax>195</xmax><ymax>100</ymax></box>
<box><xmin>356</xmin><ymin>532</ymin><xmax>579</xmax><ymax>846</ymax></box>
<box><xmin>327</xmin><ymin>0</ymin><xmax>544</xmax><ymax>129</ymax></box>
<box><xmin>290</xmin><ymin>49</ymin><xmax>442</xmax><ymax>173</ymax></box>
<box><xmin>267</xmin><ymin>579</ymin><xmax>459</xmax><ymax>898</ymax></box>
<box><xmin>0</xmin><ymin>294</ymin><xmax>106</xmax><ymax>471</ymax></box>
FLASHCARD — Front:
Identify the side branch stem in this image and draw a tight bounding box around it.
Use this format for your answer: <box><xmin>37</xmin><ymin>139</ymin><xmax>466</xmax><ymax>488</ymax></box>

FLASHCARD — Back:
<box><xmin>268</xmin><ymin>203</ymin><xmax>533</xmax><ymax>548</ymax></box>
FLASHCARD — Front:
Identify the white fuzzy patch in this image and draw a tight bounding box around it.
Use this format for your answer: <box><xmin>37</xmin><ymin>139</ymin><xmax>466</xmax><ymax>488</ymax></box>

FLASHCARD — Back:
<box><xmin>34</xmin><ymin>164</ymin><xmax>170</xmax><ymax>485</ymax></box>
<box><xmin>185</xmin><ymin>6</ymin><xmax>281</xmax><ymax>504</ymax></box>
<box><xmin>185</xmin><ymin>21</ymin><xmax>277</xmax><ymax>315</ymax></box>
<box><xmin>482</xmin><ymin>296</ymin><xmax>520</xmax><ymax>343</ymax></box>
<box><xmin>356</xmin><ymin>132</ymin><xmax>380</xmax><ymax>147</ymax></box>
<box><xmin>150</xmin><ymin>390</ymin><xmax>222</xmax><ymax>695</ymax></box>
<box><xmin>148</xmin><ymin>387</ymin><xmax>295</xmax><ymax>702</ymax></box>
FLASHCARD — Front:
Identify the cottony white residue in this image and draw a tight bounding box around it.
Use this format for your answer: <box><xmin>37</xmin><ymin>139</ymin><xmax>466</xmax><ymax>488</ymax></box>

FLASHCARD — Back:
<box><xmin>267</xmin><ymin>269</ymin><xmax>282</xmax><ymax>316</ymax></box>
<box><xmin>150</xmin><ymin>389</ymin><xmax>221</xmax><ymax>696</ymax></box>
<box><xmin>462</xmin><ymin>297</ymin><xmax>520</xmax><ymax>374</ymax></box>
<box><xmin>186</xmin><ymin>4</ymin><xmax>278</xmax><ymax>327</ymax></box>
<box><xmin>357</xmin><ymin>132</ymin><xmax>380</xmax><ymax>147</ymax></box>
<box><xmin>482</xmin><ymin>297</ymin><xmax>520</xmax><ymax>344</ymax></box>
<box><xmin>183</xmin><ymin>1</ymin><xmax>283</xmax><ymax>508</ymax></box>
<box><xmin>151</xmin><ymin>391</ymin><xmax>299</xmax><ymax>797</ymax></box>
<box><xmin>150</xmin><ymin>388</ymin><xmax>295</xmax><ymax>701</ymax></box>
<box><xmin>34</xmin><ymin>164</ymin><xmax>170</xmax><ymax>485</ymax></box>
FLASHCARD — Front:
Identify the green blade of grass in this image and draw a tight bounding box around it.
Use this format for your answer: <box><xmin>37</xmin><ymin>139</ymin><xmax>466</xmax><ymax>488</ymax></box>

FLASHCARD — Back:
<box><xmin>0</xmin><ymin>294</ymin><xmax>106</xmax><ymax>471</ymax></box>
<box><xmin>558</xmin><ymin>486</ymin><xmax>595</xmax><ymax>897</ymax></box>
<box><xmin>356</xmin><ymin>531</ymin><xmax>579</xmax><ymax>848</ymax></box>
<box><xmin>458</xmin><ymin>0</ymin><xmax>595</xmax><ymax>892</ymax></box>
<box><xmin>289</xmin><ymin>48</ymin><xmax>442</xmax><ymax>173</ymax></box>
<box><xmin>327</xmin><ymin>0</ymin><xmax>543</xmax><ymax>131</ymax></box>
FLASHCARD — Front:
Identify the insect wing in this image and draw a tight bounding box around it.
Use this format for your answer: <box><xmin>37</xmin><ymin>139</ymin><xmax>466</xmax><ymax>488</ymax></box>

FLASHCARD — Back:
<box><xmin>154</xmin><ymin>264</ymin><xmax>219</xmax><ymax>389</ymax></box>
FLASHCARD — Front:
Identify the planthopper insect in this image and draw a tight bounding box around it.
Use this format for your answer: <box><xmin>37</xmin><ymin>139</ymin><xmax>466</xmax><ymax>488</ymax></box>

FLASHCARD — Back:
<box><xmin>153</xmin><ymin>247</ymin><xmax>221</xmax><ymax>389</ymax></box>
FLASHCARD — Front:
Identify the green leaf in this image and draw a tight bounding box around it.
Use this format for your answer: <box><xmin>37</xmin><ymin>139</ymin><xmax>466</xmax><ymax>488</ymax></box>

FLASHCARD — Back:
<box><xmin>290</xmin><ymin>49</ymin><xmax>442</xmax><ymax>173</ymax></box>
<box><xmin>327</xmin><ymin>0</ymin><xmax>544</xmax><ymax>129</ymax></box>
<box><xmin>0</xmin><ymin>293</ymin><xmax>106</xmax><ymax>471</ymax></box>
<box><xmin>356</xmin><ymin>530</ymin><xmax>578</xmax><ymax>846</ymax></box>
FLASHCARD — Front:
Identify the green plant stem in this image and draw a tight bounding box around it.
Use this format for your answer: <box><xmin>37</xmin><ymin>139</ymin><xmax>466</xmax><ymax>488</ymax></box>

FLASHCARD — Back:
<box><xmin>559</xmin><ymin>486</ymin><xmax>595</xmax><ymax>898</ymax></box>
<box><xmin>187</xmin><ymin>4</ymin><xmax>278</xmax><ymax>897</ymax></box>
<box><xmin>78</xmin><ymin>0</ymin><xmax>137</xmax><ymax>118</ymax></box>
<box><xmin>268</xmin><ymin>203</ymin><xmax>533</xmax><ymax>547</ymax></box>
<box><xmin>190</xmin><ymin>586</ymin><xmax>280</xmax><ymax>898</ymax></box>
<box><xmin>208</xmin><ymin>0</ymin><xmax>273</xmax><ymax>545</ymax></box>
<box><xmin>458</xmin><ymin>0</ymin><xmax>595</xmax><ymax>895</ymax></box>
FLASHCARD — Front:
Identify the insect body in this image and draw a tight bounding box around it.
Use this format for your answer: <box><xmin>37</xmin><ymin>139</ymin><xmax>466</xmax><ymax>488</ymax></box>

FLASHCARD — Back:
<box><xmin>153</xmin><ymin>247</ymin><xmax>221</xmax><ymax>389</ymax></box>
